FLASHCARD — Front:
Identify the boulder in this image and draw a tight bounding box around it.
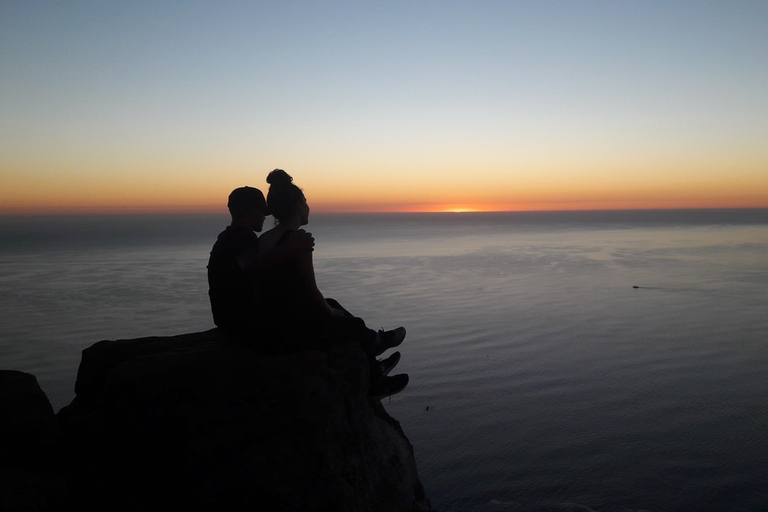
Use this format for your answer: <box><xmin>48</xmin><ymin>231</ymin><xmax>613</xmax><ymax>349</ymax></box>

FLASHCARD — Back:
<box><xmin>56</xmin><ymin>328</ymin><xmax>432</xmax><ymax>511</ymax></box>
<box><xmin>0</xmin><ymin>370</ymin><xmax>66</xmax><ymax>511</ymax></box>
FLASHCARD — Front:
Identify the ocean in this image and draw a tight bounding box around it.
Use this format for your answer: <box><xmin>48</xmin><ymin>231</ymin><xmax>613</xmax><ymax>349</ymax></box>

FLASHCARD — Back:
<box><xmin>1</xmin><ymin>209</ymin><xmax>767</xmax><ymax>511</ymax></box>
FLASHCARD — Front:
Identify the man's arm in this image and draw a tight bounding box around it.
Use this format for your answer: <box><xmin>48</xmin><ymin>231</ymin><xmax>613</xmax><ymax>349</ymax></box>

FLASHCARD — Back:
<box><xmin>236</xmin><ymin>229</ymin><xmax>315</xmax><ymax>277</ymax></box>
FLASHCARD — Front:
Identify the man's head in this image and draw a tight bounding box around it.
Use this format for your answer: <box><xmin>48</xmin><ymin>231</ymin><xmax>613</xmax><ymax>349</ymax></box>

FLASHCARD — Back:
<box><xmin>227</xmin><ymin>186</ymin><xmax>269</xmax><ymax>231</ymax></box>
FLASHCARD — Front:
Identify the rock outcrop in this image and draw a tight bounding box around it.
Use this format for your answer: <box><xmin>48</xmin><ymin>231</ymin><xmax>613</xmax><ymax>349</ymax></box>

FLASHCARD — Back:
<box><xmin>0</xmin><ymin>371</ymin><xmax>66</xmax><ymax>511</ymax></box>
<box><xmin>2</xmin><ymin>329</ymin><xmax>432</xmax><ymax>511</ymax></box>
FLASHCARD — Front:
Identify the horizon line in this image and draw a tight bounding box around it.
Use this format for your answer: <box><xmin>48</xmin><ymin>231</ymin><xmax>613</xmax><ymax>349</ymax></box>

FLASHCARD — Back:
<box><xmin>2</xmin><ymin>205</ymin><xmax>768</xmax><ymax>217</ymax></box>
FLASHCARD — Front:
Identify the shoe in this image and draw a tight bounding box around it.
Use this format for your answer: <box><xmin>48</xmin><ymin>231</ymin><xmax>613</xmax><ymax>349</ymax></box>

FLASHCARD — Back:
<box><xmin>379</xmin><ymin>351</ymin><xmax>401</xmax><ymax>377</ymax></box>
<box><xmin>374</xmin><ymin>326</ymin><xmax>406</xmax><ymax>356</ymax></box>
<box><xmin>370</xmin><ymin>374</ymin><xmax>409</xmax><ymax>400</ymax></box>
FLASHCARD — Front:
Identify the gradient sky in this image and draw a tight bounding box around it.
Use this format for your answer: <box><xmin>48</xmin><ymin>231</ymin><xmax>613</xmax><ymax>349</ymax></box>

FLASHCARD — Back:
<box><xmin>2</xmin><ymin>1</ymin><xmax>767</xmax><ymax>213</ymax></box>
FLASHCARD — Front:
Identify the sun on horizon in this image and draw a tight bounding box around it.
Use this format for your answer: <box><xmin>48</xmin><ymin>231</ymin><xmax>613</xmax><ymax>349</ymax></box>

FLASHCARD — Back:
<box><xmin>442</xmin><ymin>208</ymin><xmax>479</xmax><ymax>213</ymax></box>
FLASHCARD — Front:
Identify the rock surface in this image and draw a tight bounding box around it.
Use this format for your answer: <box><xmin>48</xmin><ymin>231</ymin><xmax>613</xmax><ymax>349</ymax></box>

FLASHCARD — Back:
<box><xmin>3</xmin><ymin>329</ymin><xmax>432</xmax><ymax>511</ymax></box>
<box><xmin>0</xmin><ymin>370</ymin><xmax>66</xmax><ymax>511</ymax></box>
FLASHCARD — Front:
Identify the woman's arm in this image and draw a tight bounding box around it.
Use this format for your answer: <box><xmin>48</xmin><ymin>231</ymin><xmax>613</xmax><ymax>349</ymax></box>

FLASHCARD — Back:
<box><xmin>294</xmin><ymin>249</ymin><xmax>338</xmax><ymax>316</ymax></box>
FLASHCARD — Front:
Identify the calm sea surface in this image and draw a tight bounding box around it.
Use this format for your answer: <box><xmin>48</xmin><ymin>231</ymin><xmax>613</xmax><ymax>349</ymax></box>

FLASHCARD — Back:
<box><xmin>1</xmin><ymin>210</ymin><xmax>767</xmax><ymax>511</ymax></box>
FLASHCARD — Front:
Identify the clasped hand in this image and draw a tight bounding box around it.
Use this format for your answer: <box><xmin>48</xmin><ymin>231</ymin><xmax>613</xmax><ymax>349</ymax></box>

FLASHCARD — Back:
<box><xmin>288</xmin><ymin>229</ymin><xmax>315</xmax><ymax>252</ymax></box>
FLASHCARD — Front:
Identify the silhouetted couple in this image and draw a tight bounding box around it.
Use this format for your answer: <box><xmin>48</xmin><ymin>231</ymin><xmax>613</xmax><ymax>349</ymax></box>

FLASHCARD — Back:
<box><xmin>207</xmin><ymin>169</ymin><xmax>408</xmax><ymax>399</ymax></box>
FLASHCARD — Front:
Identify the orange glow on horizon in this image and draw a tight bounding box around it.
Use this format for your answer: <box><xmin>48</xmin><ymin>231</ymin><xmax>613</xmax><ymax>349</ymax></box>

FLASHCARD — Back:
<box><xmin>3</xmin><ymin>198</ymin><xmax>768</xmax><ymax>216</ymax></box>
<box><xmin>306</xmin><ymin>197</ymin><xmax>768</xmax><ymax>214</ymax></box>
<box><xmin>2</xmin><ymin>174</ymin><xmax>768</xmax><ymax>217</ymax></box>
<box><xmin>4</xmin><ymin>152</ymin><xmax>767</xmax><ymax>215</ymax></box>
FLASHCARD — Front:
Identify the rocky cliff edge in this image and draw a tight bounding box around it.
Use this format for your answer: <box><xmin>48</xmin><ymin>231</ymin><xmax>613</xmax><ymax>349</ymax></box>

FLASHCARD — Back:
<box><xmin>1</xmin><ymin>329</ymin><xmax>433</xmax><ymax>512</ymax></box>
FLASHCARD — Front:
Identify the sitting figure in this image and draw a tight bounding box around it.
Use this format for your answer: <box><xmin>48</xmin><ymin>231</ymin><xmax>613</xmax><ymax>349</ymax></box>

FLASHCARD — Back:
<box><xmin>257</xmin><ymin>169</ymin><xmax>408</xmax><ymax>399</ymax></box>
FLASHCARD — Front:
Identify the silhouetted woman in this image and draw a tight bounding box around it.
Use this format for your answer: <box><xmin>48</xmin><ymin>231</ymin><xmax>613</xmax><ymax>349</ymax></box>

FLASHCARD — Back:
<box><xmin>257</xmin><ymin>169</ymin><xmax>408</xmax><ymax>399</ymax></box>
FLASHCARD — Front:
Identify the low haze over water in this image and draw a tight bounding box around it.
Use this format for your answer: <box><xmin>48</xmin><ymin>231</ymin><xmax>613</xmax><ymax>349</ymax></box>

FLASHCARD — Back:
<box><xmin>2</xmin><ymin>210</ymin><xmax>767</xmax><ymax>511</ymax></box>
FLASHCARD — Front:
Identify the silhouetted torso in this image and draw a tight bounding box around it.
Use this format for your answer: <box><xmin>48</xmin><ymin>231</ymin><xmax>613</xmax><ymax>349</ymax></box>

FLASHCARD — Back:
<box><xmin>257</xmin><ymin>230</ymin><xmax>320</xmax><ymax>333</ymax></box>
<box><xmin>207</xmin><ymin>225</ymin><xmax>259</xmax><ymax>335</ymax></box>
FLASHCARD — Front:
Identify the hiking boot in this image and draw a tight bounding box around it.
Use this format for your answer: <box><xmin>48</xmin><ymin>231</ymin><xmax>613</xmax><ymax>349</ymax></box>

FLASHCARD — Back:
<box><xmin>379</xmin><ymin>351</ymin><xmax>401</xmax><ymax>377</ymax></box>
<box><xmin>374</xmin><ymin>326</ymin><xmax>406</xmax><ymax>356</ymax></box>
<box><xmin>370</xmin><ymin>374</ymin><xmax>409</xmax><ymax>400</ymax></box>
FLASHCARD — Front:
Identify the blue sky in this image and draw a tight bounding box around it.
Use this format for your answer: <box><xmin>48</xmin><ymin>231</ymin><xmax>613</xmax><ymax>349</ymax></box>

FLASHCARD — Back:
<box><xmin>2</xmin><ymin>1</ymin><xmax>767</xmax><ymax>212</ymax></box>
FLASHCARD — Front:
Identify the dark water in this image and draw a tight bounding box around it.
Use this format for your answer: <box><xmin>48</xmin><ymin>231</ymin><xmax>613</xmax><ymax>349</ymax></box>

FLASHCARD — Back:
<box><xmin>1</xmin><ymin>209</ymin><xmax>767</xmax><ymax>511</ymax></box>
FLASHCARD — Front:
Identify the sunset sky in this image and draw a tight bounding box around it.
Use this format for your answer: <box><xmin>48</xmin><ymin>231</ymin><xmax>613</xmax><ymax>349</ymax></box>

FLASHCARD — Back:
<box><xmin>2</xmin><ymin>1</ymin><xmax>767</xmax><ymax>214</ymax></box>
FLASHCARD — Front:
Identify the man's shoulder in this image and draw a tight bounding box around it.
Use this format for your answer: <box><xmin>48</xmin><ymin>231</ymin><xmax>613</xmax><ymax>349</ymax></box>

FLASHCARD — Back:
<box><xmin>213</xmin><ymin>226</ymin><xmax>259</xmax><ymax>253</ymax></box>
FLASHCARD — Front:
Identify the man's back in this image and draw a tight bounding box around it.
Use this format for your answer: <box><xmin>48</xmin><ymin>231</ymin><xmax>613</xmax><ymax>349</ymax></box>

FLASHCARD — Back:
<box><xmin>207</xmin><ymin>225</ymin><xmax>259</xmax><ymax>335</ymax></box>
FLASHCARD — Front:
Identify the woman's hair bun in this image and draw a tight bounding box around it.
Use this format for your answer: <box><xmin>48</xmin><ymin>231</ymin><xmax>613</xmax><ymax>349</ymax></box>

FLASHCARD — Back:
<box><xmin>266</xmin><ymin>169</ymin><xmax>293</xmax><ymax>187</ymax></box>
